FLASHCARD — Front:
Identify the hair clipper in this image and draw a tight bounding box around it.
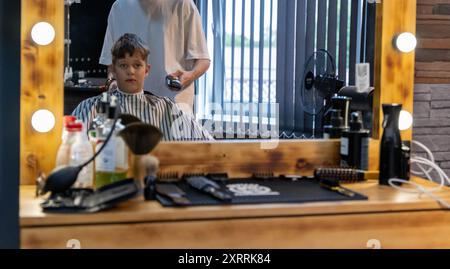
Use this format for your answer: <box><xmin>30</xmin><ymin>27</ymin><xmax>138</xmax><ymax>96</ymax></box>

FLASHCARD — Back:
<box><xmin>166</xmin><ymin>75</ymin><xmax>182</xmax><ymax>91</ymax></box>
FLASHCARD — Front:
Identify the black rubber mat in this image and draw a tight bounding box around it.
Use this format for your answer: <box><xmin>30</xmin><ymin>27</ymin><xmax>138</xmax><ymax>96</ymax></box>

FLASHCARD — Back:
<box><xmin>156</xmin><ymin>178</ymin><xmax>367</xmax><ymax>207</ymax></box>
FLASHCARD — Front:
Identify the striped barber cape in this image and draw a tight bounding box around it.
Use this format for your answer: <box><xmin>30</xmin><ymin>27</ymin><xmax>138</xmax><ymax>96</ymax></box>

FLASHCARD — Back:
<box><xmin>72</xmin><ymin>89</ymin><xmax>213</xmax><ymax>141</ymax></box>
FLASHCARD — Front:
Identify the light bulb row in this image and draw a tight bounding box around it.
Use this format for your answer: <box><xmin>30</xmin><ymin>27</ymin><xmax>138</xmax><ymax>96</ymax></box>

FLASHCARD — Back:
<box><xmin>28</xmin><ymin>24</ymin><xmax>415</xmax><ymax>133</ymax></box>
<box><xmin>31</xmin><ymin>21</ymin><xmax>56</xmax><ymax>133</ymax></box>
<box><xmin>395</xmin><ymin>32</ymin><xmax>416</xmax><ymax>131</ymax></box>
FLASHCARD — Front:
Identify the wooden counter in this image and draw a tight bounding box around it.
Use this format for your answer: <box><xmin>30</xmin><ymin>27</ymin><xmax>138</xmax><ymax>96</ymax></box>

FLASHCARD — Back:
<box><xmin>20</xmin><ymin>177</ymin><xmax>450</xmax><ymax>249</ymax></box>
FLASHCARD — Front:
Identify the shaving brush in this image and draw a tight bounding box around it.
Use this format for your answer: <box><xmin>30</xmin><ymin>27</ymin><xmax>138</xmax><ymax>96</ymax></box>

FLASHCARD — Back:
<box><xmin>141</xmin><ymin>155</ymin><xmax>160</xmax><ymax>178</ymax></box>
<box><xmin>141</xmin><ymin>155</ymin><xmax>160</xmax><ymax>201</ymax></box>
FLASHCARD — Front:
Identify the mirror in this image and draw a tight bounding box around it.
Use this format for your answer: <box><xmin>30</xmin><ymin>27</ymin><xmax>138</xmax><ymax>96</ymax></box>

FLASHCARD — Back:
<box><xmin>63</xmin><ymin>0</ymin><xmax>377</xmax><ymax>140</ymax></box>
<box><xmin>20</xmin><ymin>0</ymin><xmax>416</xmax><ymax>184</ymax></box>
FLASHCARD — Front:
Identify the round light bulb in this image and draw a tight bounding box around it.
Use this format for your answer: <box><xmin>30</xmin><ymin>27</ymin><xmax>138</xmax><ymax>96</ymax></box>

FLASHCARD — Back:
<box><xmin>31</xmin><ymin>22</ymin><xmax>55</xmax><ymax>46</ymax></box>
<box><xmin>399</xmin><ymin>110</ymin><xmax>413</xmax><ymax>131</ymax></box>
<box><xmin>31</xmin><ymin>109</ymin><xmax>56</xmax><ymax>133</ymax></box>
<box><xmin>395</xmin><ymin>32</ymin><xmax>417</xmax><ymax>53</ymax></box>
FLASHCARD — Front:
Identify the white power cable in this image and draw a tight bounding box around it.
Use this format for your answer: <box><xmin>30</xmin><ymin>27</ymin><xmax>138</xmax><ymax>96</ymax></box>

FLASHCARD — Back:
<box><xmin>410</xmin><ymin>140</ymin><xmax>435</xmax><ymax>175</ymax></box>
<box><xmin>388</xmin><ymin>140</ymin><xmax>450</xmax><ymax>209</ymax></box>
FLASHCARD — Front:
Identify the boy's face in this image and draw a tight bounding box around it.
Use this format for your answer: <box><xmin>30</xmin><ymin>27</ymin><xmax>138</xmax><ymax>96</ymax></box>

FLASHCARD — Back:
<box><xmin>112</xmin><ymin>52</ymin><xmax>150</xmax><ymax>94</ymax></box>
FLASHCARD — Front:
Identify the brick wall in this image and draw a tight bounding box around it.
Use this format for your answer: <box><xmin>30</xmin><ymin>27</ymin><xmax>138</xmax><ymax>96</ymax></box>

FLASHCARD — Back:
<box><xmin>413</xmin><ymin>84</ymin><xmax>450</xmax><ymax>177</ymax></box>
<box><xmin>412</xmin><ymin>1</ymin><xmax>450</xmax><ymax>178</ymax></box>
<box><xmin>416</xmin><ymin>0</ymin><xmax>450</xmax><ymax>84</ymax></box>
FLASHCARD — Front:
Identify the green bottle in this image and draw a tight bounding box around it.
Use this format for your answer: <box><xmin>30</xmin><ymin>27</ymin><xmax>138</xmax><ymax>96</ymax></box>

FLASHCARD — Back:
<box><xmin>94</xmin><ymin>95</ymin><xmax>128</xmax><ymax>188</ymax></box>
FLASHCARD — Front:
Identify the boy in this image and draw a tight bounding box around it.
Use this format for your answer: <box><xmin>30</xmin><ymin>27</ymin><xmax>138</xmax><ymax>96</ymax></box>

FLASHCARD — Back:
<box><xmin>72</xmin><ymin>33</ymin><xmax>213</xmax><ymax>141</ymax></box>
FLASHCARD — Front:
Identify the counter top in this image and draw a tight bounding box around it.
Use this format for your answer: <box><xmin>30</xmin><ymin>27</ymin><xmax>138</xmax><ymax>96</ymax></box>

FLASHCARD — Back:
<box><xmin>20</xmin><ymin>176</ymin><xmax>450</xmax><ymax>248</ymax></box>
<box><xmin>20</xmin><ymin>177</ymin><xmax>450</xmax><ymax>227</ymax></box>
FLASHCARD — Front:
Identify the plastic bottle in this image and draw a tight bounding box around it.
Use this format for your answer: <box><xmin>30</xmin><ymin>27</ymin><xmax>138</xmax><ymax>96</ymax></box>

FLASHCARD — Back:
<box><xmin>95</xmin><ymin>96</ymin><xmax>128</xmax><ymax>188</ymax></box>
<box><xmin>323</xmin><ymin>109</ymin><xmax>349</xmax><ymax>139</ymax></box>
<box><xmin>55</xmin><ymin>117</ymin><xmax>79</xmax><ymax>168</ymax></box>
<box><xmin>89</xmin><ymin>92</ymin><xmax>109</xmax><ymax>142</ymax></box>
<box><xmin>340</xmin><ymin>112</ymin><xmax>370</xmax><ymax>170</ymax></box>
<box><xmin>324</xmin><ymin>95</ymin><xmax>352</xmax><ymax>128</ymax></box>
<box><xmin>61</xmin><ymin>116</ymin><xmax>77</xmax><ymax>140</ymax></box>
<box><xmin>70</xmin><ymin>122</ymin><xmax>94</xmax><ymax>188</ymax></box>
<box><xmin>379</xmin><ymin>104</ymin><xmax>403</xmax><ymax>185</ymax></box>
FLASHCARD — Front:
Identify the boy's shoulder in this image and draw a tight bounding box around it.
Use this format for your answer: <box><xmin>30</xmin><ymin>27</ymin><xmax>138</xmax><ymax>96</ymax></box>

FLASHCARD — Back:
<box><xmin>144</xmin><ymin>91</ymin><xmax>175</xmax><ymax>104</ymax></box>
<box><xmin>83</xmin><ymin>94</ymin><xmax>103</xmax><ymax>103</ymax></box>
<box><xmin>76</xmin><ymin>94</ymin><xmax>103</xmax><ymax>108</ymax></box>
<box><xmin>71</xmin><ymin>93</ymin><xmax>104</xmax><ymax>117</ymax></box>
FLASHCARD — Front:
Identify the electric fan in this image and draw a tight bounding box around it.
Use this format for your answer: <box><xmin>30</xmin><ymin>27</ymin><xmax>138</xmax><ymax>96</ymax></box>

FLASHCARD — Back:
<box><xmin>300</xmin><ymin>49</ymin><xmax>342</xmax><ymax>137</ymax></box>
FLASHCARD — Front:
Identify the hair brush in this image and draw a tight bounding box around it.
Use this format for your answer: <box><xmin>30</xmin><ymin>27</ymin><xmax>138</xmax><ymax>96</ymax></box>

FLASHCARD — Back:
<box><xmin>314</xmin><ymin>168</ymin><xmax>379</xmax><ymax>183</ymax></box>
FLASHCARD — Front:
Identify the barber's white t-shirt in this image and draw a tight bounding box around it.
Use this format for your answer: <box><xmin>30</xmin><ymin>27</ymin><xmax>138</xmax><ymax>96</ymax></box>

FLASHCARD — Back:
<box><xmin>99</xmin><ymin>0</ymin><xmax>210</xmax><ymax>114</ymax></box>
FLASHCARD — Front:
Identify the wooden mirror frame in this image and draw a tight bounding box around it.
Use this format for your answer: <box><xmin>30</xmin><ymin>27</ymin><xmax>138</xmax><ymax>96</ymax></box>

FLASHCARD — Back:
<box><xmin>20</xmin><ymin>0</ymin><xmax>416</xmax><ymax>184</ymax></box>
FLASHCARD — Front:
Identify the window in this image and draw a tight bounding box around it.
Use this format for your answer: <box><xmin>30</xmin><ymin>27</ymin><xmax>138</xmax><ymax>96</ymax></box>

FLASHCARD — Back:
<box><xmin>195</xmin><ymin>0</ymin><xmax>375</xmax><ymax>139</ymax></box>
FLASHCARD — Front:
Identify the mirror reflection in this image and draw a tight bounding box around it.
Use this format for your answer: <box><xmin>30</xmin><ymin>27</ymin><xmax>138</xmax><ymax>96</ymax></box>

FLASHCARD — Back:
<box><xmin>64</xmin><ymin>0</ymin><xmax>376</xmax><ymax>141</ymax></box>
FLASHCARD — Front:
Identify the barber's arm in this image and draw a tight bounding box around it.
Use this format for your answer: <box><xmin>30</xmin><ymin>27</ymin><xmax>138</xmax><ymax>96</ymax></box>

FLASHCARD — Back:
<box><xmin>169</xmin><ymin>59</ymin><xmax>211</xmax><ymax>88</ymax></box>
<box><xmin>105</xmin><ymin>65</ymin><xmax>118</xmax><ymax>91</ymax></box>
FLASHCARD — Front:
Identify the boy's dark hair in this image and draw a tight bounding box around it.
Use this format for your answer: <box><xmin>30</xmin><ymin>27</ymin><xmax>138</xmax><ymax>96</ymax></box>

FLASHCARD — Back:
<box><xmin>111</xmin><ymin>33</ymin><xmax>150</xmax><ymax>64</ymax></box>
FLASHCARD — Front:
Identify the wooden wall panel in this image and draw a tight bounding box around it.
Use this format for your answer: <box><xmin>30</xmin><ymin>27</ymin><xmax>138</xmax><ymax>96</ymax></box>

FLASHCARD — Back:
<box><xmin>20</xmin><ymin>1</ymin><xmax>64</xmax><ymax>184</ymax></box>
<box><xmin>416</xmin><ymin>0</ymin><xmax>450</xmax><ymax>83</ymax></box>
<box><xmin>151</xmin><ymin>139</ymin><xmax>380</xmax><ymax>178</ymax></box>
<box><xmin>374</xmin><ymin>0</ymin><xmax>417</xmax><ymax>140</ymax></box>
<box><xmin>151</xmin><ymin>140</ymin><xmax>341</xmax><ymax>178</ymax></box>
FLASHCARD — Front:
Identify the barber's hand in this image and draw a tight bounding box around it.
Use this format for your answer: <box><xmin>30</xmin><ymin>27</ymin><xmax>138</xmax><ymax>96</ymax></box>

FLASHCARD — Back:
<box><xmin>108</xmin><ymin>80</ymin><xmax>118</xmax><ymax>91</ymax></box>
<box><xmin>169</xmin><ymin>70</ymin><xmax>195</xmax><ymax>89</ymax></box>
<box><xmin>103</xmin><ymin>77</ymin><xmax>117</xmax><ymax>92</ymax></box>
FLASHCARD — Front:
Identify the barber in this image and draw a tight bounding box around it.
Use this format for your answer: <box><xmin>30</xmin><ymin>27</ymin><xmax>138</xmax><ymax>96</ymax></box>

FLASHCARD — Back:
<box><xmin>100</xmin><ymin>0</ymin><xmax>210</xmax><ymax>115</ymax></box>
